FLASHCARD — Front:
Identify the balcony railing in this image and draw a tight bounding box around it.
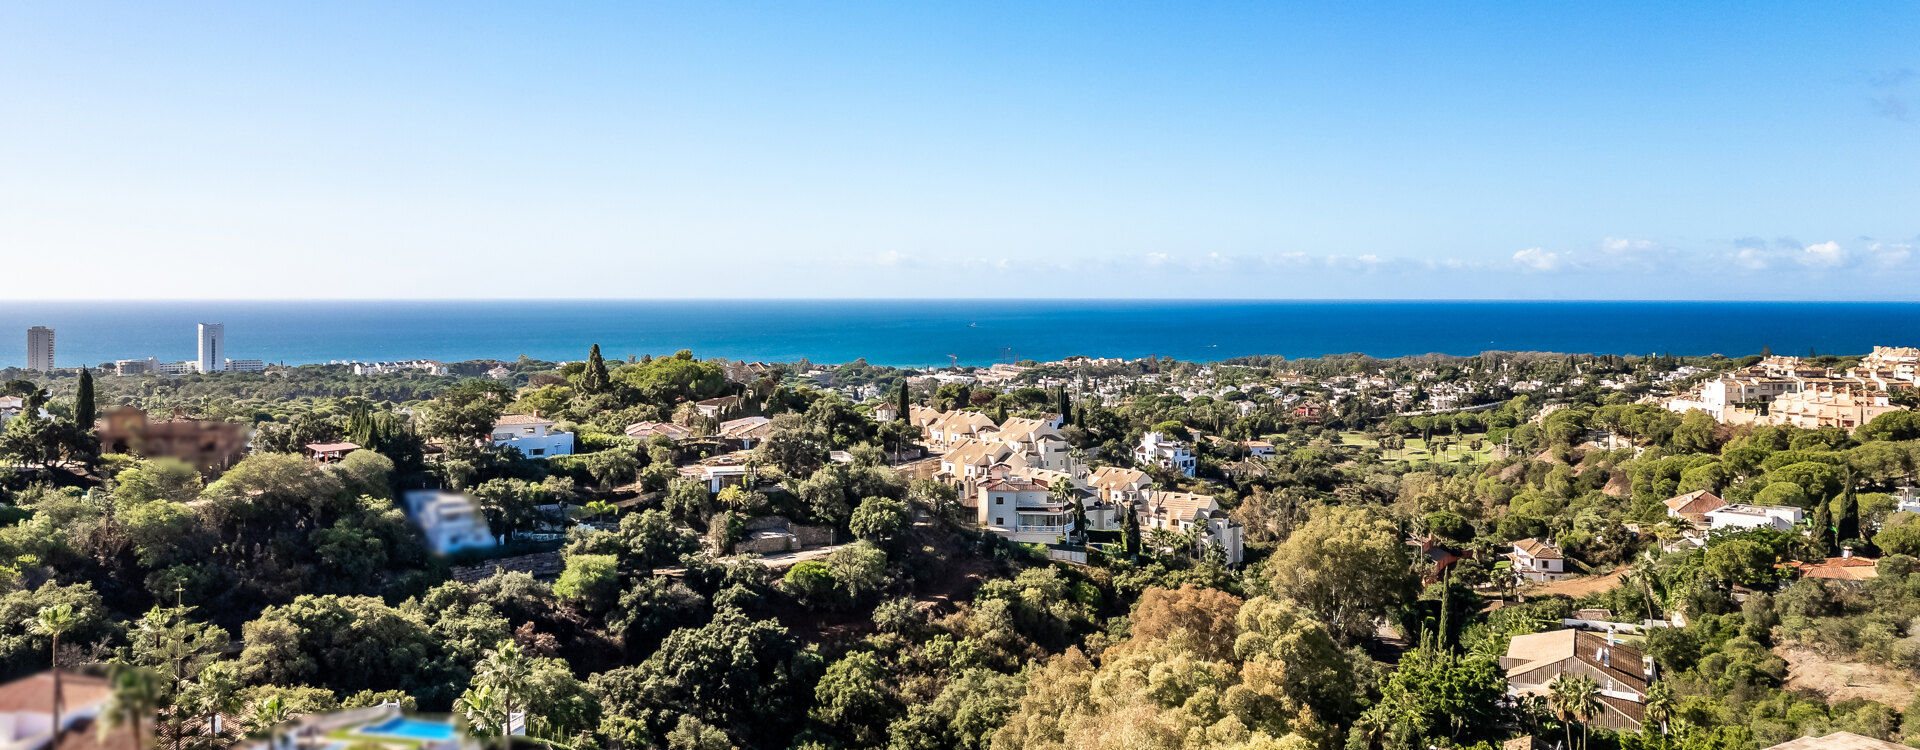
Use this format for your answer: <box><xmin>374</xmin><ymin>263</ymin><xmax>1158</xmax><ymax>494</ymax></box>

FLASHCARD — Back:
<box><xmin>1017</xmin><ymin>524</ymin><xmax>1068</xmax><ymax>534</ymax></box>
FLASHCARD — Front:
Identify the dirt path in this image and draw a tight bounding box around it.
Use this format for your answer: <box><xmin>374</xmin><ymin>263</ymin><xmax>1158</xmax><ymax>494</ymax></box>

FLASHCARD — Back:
<box><xmin>1777</xmin><ymin>644</ymin><xmax>1920</xmax><ymax>705</ymax></box>
<box><xmin>1521</xmin><ymin>566</ymin><xmax>1630</xmax><ymax>599</ymax></box>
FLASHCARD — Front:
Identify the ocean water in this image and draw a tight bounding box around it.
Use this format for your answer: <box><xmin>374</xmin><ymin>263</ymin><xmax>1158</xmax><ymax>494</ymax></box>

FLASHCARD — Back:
<box><xmin>2</xmin><ymin>300</ymin><xmax>1918</xmax><ymax>369</ymax></box>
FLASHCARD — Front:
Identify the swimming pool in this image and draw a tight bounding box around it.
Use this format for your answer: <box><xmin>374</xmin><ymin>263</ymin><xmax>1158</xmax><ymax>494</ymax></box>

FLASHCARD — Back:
<box><xmin>355</xmin><ymin>718</ymin><xmax>459</xmax><ymax>742</ymax></box>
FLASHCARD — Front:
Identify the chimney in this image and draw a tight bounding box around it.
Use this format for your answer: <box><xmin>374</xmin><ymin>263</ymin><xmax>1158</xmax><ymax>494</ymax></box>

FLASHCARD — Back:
<box><xmin>532</xmin><ymin>408</ymin><xmax>542</xmax><ymax>419</ymax></box>
<box><xmin>1842</xmin><ymin>546</ymin><xmax>1852</xmax><ymax>559</ymax></box>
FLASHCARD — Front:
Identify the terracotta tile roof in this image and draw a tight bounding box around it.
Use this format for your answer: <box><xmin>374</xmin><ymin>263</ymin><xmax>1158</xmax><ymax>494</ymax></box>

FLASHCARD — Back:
<box><xmin>942</xmin><ymin>439</ymin><xmax>1011</xmax><ymax>467</ymax></box>
<box><xmin>1513</xmin><ymin>538</ymin><xmax>1562</xmax><ymax>560</ymax></box>
<box><xmin>1782</xmin><ymin>556</ymin><xmax>1879</xmax><ymax>581</ymax></box>
<box><xmin>494</xmin><ymin>414</ymin><xmax>553</xmax><ymax>426</ymax></box>
<box><xmin>1146</xmin><ymin>491</ymin><xmax>1219</xmax><ymax>522</ymax></box>
<box><xmin>1664</xmin><ymin>490</ymin><xmax>1727</xmax><ymax>516</ymax></box>
<box><xmin>1087</xmin><ymin>466</ymin><xmax>1148</xmax><ymax>491</ymax></box>
<box><xmin>1504</xmin><ymin>629</ymin><xmax>1649</xmax><ymax>694</ymax></box>
<box><xmin>0</xmin><ymin>670</ymin><xmax>112</xmax><ymax>715</ymax></box>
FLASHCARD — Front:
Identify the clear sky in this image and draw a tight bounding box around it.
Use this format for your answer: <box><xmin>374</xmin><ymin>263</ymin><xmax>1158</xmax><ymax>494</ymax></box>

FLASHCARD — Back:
<box><xmin>2</xmin><ymin>3</ymin><xmax>1915</xmax><ymax>300</ymax></box>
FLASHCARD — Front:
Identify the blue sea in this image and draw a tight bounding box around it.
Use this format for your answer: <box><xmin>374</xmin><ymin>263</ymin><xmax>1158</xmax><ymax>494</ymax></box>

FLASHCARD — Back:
<box><xmin>2</xmin><ymin>300</ymin><xmax>1917</xmax><ymax>369</ymax></box>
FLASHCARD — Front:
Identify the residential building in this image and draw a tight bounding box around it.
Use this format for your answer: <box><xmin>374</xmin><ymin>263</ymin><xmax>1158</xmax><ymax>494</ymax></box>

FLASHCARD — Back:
<box><xmin>1705</xmin><ymin>503</ymin><xmax>1804</xmax><ymax>532</ymax></box>
<box><xmin>1664</xmin><ymin>490</ymin><xmax>1727</xmax><ymax>525</ymax></box>
<box><xmin>402</xmin><ymin>490</ymin><xmax>496</xmax><ymax>553</ymax></box>
<box><xmin>25</xmin><ymin>327</ymin><xmax>53</xmax><ymax>372</ymax></box>
<box><xmin>304</xmin><ymin>441</ymin><xmax>361</xmax><ymax>463</ymax></box>
<box><xmin>155</xmin><ymin>360</ymin><xmax>197</xmax><ymax>375</ymax></box>
<box><xmin>1765</xmin><ymin>387</ymin><xmax>1904</xmax><ymax>431</ymax></box>
<box><xmin>679</xmin><ymin>462</ymin><xmax>752</xmax><ymax>494</ymax></box>
<box><xmin>490</xmin><ymin>414</ymin><xmax>573</xmax><ymax>458</ymax></box>
<box><xmin>939</xmin><ymin>439</ymin><xmax>1016</xmax><ymax>493</ymax></box>
<box><xmin>1138</xmin><ymin>490</ymin><xmax>1244</xmax><ymax>565</ymax></box>
<box><xmin>225</xmin><ymin>358</ymin><xmax>266</xmax><ymax>373</ymax></box>
<box><xmin>872</xmin><ymin>404</ymin><xmax>900</xmax><ymax>422</ymax></box>
<box><xmin>716</xmin><ymin>416</ymin><xmax>772</xmax><ymax>449</ymax></box>
<box><xmin>625</xmin><ymin>420</ymin><xmax>693</xmax><ymax>442</ymax></box>
<box><xmin>486</xmin><ymin>365</ymin><xmax>514</xmax><ymax>380</ymax></box>
<box><xmin>1086</xmin><ymin>466</ymin><xmax>1152</xmax><ymax>508</ymax></box>
<box><xmin>1509</xmin><ymin>538</ymin><xmax>1567</xmax><ymax>582</ymax></box>
<box><xmin>1133</xmin><ymin>431</ymin><xmax>1196</xmax><ymax>476</ymax></box>
<box><xmin>987</xmin><ymin>417</ymin><xmax>1074</xmax><ymax>472</ymax></box>
<box><xmin>113</xmin><ymin>358</ymin><xmax>156</xmax><ymax>376</ymax></box>
<box><xmin>350</xmin><ymin>360</ymin><xmax>450</xmax><ymax>376</ymax></box>
<box><xmin>1243</xmin><ymin>440</ymin><xmax>1275</xmax><ymax>458</ymax></box>
<box><xmin>973</xmin><ymin>465</ymin><xmax>1073</xmax><ymax>544</ymax></box>
<box><xmin>0</xmin><ymin>670</ymin><xmax>112</xmax><ymax>750</ymax></box>
<box><xmin>926</xmin><ymin>410</ymin><xmax>997</xmax><ymax>449</ymax></box>
<box><xmin>1781</xmin><ymin>553</ymin><xmax>1879</xmax><ymax>581</ymax></box>
<box><xmin>1501</xmin><ymin>629</ymin><xmax>1650</xmax><ymax>732</ymax></box>
<box><xmin>695</xmin><ymin>396</ymin><xmax>741</xmax><ymax>419</ymax></box>
<box><xmin>196</xmin><ymin>323</ymin><xmax>224</xmax><ymax>374</ymax></box>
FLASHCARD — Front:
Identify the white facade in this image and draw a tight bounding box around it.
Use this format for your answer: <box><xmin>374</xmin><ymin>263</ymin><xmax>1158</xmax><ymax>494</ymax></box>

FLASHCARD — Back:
<box><xmin>225</xmin><ymin>358</ymin><xmax>267</xmax><ymax>373</ymax></box>
<box><xmin>1705</xmin><ymin>504</ymin><xmax>1805</xmax><ymax>532</ymax></box>
<box><xmin>115</xmin><ymin>358</ymin><xmax>158</xmax><ymax>376</ymax></box>
<box><xmin>24</xmin><ymin>327</ymin><xmax>54</xmax><ymax>372</ymax></box>
<box><xmin>401</xmin><ymin>490</ymin><xmax>497</xmax><ymax>553</ymax></box>
<box><xmin>350</xmin><ymin>360</ymin><xmax>450</xmax><ymax>376</ymax></box>
<box><xmin>156</xmin><ymin>360</ymin><xmax>198</xmax><ymax>375</ymax></box>
<box><xmin>197</xmin><ymin>323</ymin><xmax>225</xmax><ymax>374</ymax></box>
<box><xmin>1133</xmin><ymin>432</ymin><xmax>1197</xmax><ymax>476</ymax></box>
<box><xmin>490</xmin><ymin>415</ymin><xmax>574</xmax><ymax>458</ymax></box>
<box><xmin>1510</xmin><ymin>538</ymin><xmax>1567</xmax><ymax>582</ymax></box>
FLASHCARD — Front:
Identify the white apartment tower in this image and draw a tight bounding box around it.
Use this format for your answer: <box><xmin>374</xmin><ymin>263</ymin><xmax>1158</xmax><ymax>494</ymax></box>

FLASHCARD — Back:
<box><xmin>197</xmin><ymin>323</ymin><xmax>225</xmax><ymax>373</ymax></box>
<box><xmin>26</xmin><ymin>327</ymin><xmax>54</xmax><ymax>371</ymax></box>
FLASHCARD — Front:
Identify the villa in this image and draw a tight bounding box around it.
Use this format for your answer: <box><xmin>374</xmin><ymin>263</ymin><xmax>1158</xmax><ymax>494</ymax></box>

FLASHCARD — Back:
<box><xmin>1133</xmin><ymin>431</ymin><xmax>1197</xmax><ymax>476</ymax></box>
<box><xmin>1502</xmin><ymin>629</ymin><xmax>1651</xmax><ymax>731</ymax></box>
<box><xmin>490</xmin><ymin>413</ymin><xmax>573</xmax><ymax>458</ymax></box>
<box><xmin>1509</xmin><ymin>538</ymin><xmax>1567</xmax><ymax>583</ymax></box>
<box><xmin>401</xmin><ymin>490</ymin><xmax>497</xmax><ymax>553</ymax></box>
<box><xmin>1705</xmin><ymin>503</ymin><xmax>1804</xmax><ymax>532</ymax></box>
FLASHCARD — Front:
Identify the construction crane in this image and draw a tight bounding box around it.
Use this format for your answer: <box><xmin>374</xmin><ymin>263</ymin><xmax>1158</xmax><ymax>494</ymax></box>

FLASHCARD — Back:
<box><xmin>947</xmin><ymin>354</ymin><xmax>959</xmax><ymax>368</ymax></box>
<box><xmin>1000</xmin><ymin>347</ymin><xmax>1014</xmax><ymax>364</ymax></box>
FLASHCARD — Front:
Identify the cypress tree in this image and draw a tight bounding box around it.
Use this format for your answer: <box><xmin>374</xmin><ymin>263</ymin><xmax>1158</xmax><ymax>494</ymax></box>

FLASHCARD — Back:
<box><xmin>74</xmin><ymin>368</ymin><xmax>95</xmax><ymax>430</ymax></box>
<box><xmin>1837</xmin><ymin>468</ymin><xmax>1859</xmax><ymax>545</ymax></box>
<box><xmin>1056</xmin><ymin>387</ymin><xmax>1070</xmax><ymax>419</ymax></box>
<box><xmin>583</xmin><ymin>344</ymin><xmax>610</xmax><ymax>394</ymax></box>
<box><xmin>1122</xmin><ymin>503</ymin><xmax>1141</xmax><ymax>555</ymax></box>
<box><xmin>897</xmin><ymin>383</ymin><xmax>911</xmax><ymax>418</ymax></box>
<box><xmin>1811</xmin><ymin>497</ymin><xmax>1835</xmax><ymax>558</ymax></box>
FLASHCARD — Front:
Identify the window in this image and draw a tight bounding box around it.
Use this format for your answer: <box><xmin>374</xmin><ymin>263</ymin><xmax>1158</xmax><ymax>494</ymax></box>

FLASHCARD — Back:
<box><xmin>995</xmin><ymin>517</ymin><xmax>1004</xmax><ymax>525</ymax></box>
<box><xmin>995</xmin><ymin>496</ymin><xmax>1004</xmax><ymax>505</ymax></box>
<box><xmin>530</xmin><ymin>449</ymin><xmax>544</xmax><ymax>456</ymax></box>
<box><xmin>523</xmin><ymin>427</ymin><xmax>537</xmax><ymax>435</ymax></box>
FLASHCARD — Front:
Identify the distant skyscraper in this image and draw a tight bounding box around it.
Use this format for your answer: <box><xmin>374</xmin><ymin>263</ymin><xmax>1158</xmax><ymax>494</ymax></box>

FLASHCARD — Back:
<box><xmin>197</xmin><ymin>323</ymin><xmax>225</xmax><ymax>373</ymax></box>
<box><xmin>26</xmin><ymin>327</ymin><xmax>54</xmax><ymax>372</ymax></box>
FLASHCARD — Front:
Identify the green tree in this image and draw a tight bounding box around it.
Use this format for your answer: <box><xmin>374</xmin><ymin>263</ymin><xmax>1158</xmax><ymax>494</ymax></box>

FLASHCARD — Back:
<box><xmin>553</xmin><ymin>554</ymin><xmax>621</xmax><ymax>613</ymax></box>
<box><xmin>1264</xmin><ymin>506</ymin><xmax>1415</xmax><ymax>645</ymax></box>
<box><xmin>102</xmin><ymin>664</ymin><xmax>165</xmax><ymax>750</ymax></box>
<box><xmin>811</xmin><ymin>651</ymin><xmax>896</xmax><ymax>745</ymax></box>
<box><xmin>849</xmin><ymin>496</ymin><xmax>910</xmax><ymax>542</ymax></box>
<box><xmin>27</xmin><ymin>604</ymin><xmax>77</xmax><ymax>744</ymax></box>
<box><xmin>75</xmin><ymin>368</ymin><xmax>96</xmax><ymax>431</ymax></box>
<box><xmin>468</xmin><ymin>640</ymin><xmax>532</xmax><ymax>739</ymax></box>
<box><xmin>581</xmin><ymin>344</ymin><xmax>611</xmax><ymax>394</ymax></box>
<box><xmin>1548</xmin><ymin>673</ymin><xmax>1602</xmax><ymax>750</ymax></box>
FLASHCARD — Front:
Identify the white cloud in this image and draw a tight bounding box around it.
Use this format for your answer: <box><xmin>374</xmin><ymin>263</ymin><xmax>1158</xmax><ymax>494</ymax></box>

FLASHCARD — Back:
<box><xmin>1871</xmin><ymin>242</ymin><xmax>1912</xmax><ymax>270</ymax></box>
<box><xmin>1512</xmin><ymin>247</ymin><xmax>1562</xmax><ymax>272</ymax></box>
<box><xmin>1797</xmin><ymin>240</ymin><xmax>1847</xmax><ymax>268</ymax></box>
<box><xmin>1734</xmin><ymin>248</ymin><xmax>1772</xmax><ymax>270</ymax></box>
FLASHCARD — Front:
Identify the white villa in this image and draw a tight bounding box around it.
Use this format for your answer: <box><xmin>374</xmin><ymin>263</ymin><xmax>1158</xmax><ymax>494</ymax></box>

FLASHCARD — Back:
<box><xmin>491</xmin><ymin>414</ymin><xmax>574</xmax><ymax>458</ymax></box>
<box><xmin>1133</xmin><ymin>431</ymin><xmax>1197</xmax><ymax>476</ymax></box>
<box><xmin>1510</xmin><ymin>538</ymin><xmax>1568</xmax><ymax>583</ymax></box>
<box><xmin>1705</xmin><ymin>503</ymin><xmax>1805</xmax><ymax>532</ymax></box>
<box><xmin>402</xmin><ymin>489</ymin><xmax>497</xmax><ymax>553</ymax></box>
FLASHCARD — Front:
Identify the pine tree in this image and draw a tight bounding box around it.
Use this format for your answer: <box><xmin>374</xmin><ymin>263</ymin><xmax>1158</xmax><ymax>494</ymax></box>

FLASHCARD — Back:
<box><xmin>582</xmin><ymin>344</ymin><xmax>610</xmax><ymax>394</ymax></box>
<box><xmin>74</xmin><ymin>368</ymin><xmax>96</xmax><ymax>430</ymax></box>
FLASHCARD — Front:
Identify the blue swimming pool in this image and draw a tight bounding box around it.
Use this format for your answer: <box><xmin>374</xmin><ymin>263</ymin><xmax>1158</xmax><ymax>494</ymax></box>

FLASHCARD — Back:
<box><xmin>356</xmin><ymin>718</ymin><xmax>458</xmax><ymax>742</ymax></box>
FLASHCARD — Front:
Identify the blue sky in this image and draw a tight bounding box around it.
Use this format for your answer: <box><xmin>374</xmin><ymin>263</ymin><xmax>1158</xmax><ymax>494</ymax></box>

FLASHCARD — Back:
<box><xmin>2</xmin><ymin>3</ymin><xmax>1914</xmax><ymax>300</ymax></box>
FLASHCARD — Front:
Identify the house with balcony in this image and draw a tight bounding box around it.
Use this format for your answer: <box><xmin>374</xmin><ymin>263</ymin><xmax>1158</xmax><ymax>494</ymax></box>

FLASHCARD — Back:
<box><xmin>1133</xmin><ymin>431</ymin><xmax>1197</xmax><ymax>476</ymax></box>
<box><xmin>973</xmin><ymin>465</ymin><xmax>1074</xmax><ymax>544</ymax></box>
<box><xmin>490</xmin><ymin>413</ymin><xmax>573</xmax><ymax>458</ymax></box>
<box><xmin>926</xmin><ymin>410</ymin><xmax>999</xmax><ymax>449</ymax></box>
<box><xmin>1087</xmin><ymin>466</ymin><xmax>1152</xmax><ymax>509</ymax></box>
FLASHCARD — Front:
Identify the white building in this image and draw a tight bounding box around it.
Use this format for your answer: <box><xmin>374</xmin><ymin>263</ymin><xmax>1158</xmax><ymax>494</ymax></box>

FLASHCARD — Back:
<box><xmin>1510</xmin><ymin>538</ymin><xmax>1568</xmax><ymax>583</ymax></box>
<box><xmin>225</xmin><ymin>358</ymin><xmax>267</xmax><ymax>373</ymax></box>
<box><xmin>1137</xmin><ymin>490</ymin><xmax>1245</xmax><ymax>565</ymax></box>
<box><xmin>1133</xmin><ymin>431</ymin><xmax>1197</xmax><ymax>476</ymax></box>
<box><xmin>401</xmin><ymin>489</ymin><xmax>497</xmax><ymax>553</ymax></box>
<box><xmin>156</xmin><ymin>360</ymin><xmax>198</xmax><ymax>375</ymax></box>
<box><xmin>1705</xmin><ymin>504</ymin><xmax>1805</xmax><ymax>532</ymax></box>
<box><xmin>114</xmin><ymin>357</ymin><xmax>158</xmax><ymax>376</ymax></box>
<box><xmin>24</xmin><ymin>327</ymin><xmax>53</xmax><ymax>372</ymax></box>
<box><xmin>490</xmin><ymin>414</ymin><xmax>574</xmax><ymax>458</ymax></box>
<box><xmin>351</xmin><ymin>360</ymin><xmax>450</xmax><ymax>376</ymax></box>
<box><xmin>197</xmin><ymin>323</ymin><xmax>225</xmax><ymax>374</ymax></box>
<box><xmin>973</xmin><ymin>465</ymin><xmax>1074</xmax><ymax>544</ymax></box>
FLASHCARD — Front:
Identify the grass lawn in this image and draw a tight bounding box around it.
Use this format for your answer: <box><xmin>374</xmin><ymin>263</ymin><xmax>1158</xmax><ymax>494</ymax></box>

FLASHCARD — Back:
<box><xmin>1337</xmin><ymin>431</ymin><xmax>1496</xmax><ymax>465</ymax></box>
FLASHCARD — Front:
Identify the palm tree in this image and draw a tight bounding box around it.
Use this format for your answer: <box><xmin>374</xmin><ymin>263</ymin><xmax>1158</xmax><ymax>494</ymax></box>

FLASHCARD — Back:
<box><xmin>473</xmin><ymin>640</ymin><xmax>531</xmax><ymax>742</ymax></box>
<box><xmin>581</xmin><ymin>500</ymin><xmax>617</xmax><ymax>525</ymax></box>
<box><xmin>1643</xmin><ymin>681</ymin><xmax>1674</xmax><ymax>735</ymax></box>
<box><xmin>246</xmin><ymin>695</ymin><xmax>292</xmax><ymax>740</ymax></box>
<box><xmin>101</xmin><ymin>665</ymin><xmax>164</xmax><ymax>750</ymax></box>
<box><xmin>1548</xmin><ymin>674</ymin><xmax>1602</xmax><ymax>750</ymax></box>
<box><xmin>453</xmin><ymin>685</ymin><xmax>504</xmax><ymax>737</ymax></box>
<box><xmin>28</xmin><ymin>604</ymin><xmax>77</xmax><ymax>744</ymax></box>
<box><xmin>1147</xmin><ymin>527</ymin><xmax>1183</xmax><ymax>557</ymax></box>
